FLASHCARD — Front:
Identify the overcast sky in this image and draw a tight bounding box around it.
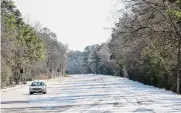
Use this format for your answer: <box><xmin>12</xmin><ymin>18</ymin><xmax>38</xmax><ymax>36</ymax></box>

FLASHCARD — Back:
<box><xmin>14</xmin><ymin>0</ymin><xmax>119</xmax><ymax>51</ymax></box>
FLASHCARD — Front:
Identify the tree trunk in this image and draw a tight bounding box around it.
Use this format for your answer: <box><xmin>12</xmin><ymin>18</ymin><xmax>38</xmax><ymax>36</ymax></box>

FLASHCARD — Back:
<box><xmin>176</xmin><ymin>39</ymin><xmax>181</xmax><ymax>94</ymax></box>
<box><xmin>62</xmin><ymin>61</ymin><xmax>64</xmax><ymax>76</ymax></box>
<box><xmin>123</xmin><ymin>67</ymin><xmax>129</xmax><ymax>78</ymax></box>
<box><xmin>24</xmin><ymin>67</ymin><xmax>26</xmax><ymax>82</ymax></box>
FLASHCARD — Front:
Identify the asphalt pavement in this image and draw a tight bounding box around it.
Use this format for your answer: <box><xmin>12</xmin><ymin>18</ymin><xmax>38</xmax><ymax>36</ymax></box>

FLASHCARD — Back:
<box><xmin>1</xmin><ymin>74</ymin><xmax>181</xmax><ymax>113</ymax></box>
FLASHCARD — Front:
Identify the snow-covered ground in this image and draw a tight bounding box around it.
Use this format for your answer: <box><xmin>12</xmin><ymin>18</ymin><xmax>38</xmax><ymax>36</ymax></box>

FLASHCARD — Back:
<box><xmin>1</xmin><ymin>74</ymin><xmax>181</xmax><ymax>113</ymax></box>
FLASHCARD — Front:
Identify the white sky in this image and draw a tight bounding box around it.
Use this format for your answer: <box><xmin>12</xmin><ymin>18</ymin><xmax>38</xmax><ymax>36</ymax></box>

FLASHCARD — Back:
<box><xmin>14</xmin><ymin>0</ymin><xmax>119</xmax><ymax>51</ymax></box>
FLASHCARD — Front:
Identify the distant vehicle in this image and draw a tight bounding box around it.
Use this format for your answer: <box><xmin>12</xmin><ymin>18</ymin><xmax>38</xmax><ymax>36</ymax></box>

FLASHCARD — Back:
<box><xmin>29</xmin><ymin>82</ymin><xmax>47</xmax><ymax>94</ymax></box>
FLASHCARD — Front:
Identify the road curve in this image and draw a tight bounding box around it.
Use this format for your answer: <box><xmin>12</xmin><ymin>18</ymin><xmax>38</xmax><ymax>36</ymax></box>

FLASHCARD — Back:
<box><xmin>1</xmin><ymin>74</ymin><xmax>181</xmax><ymax>113</ymax></box>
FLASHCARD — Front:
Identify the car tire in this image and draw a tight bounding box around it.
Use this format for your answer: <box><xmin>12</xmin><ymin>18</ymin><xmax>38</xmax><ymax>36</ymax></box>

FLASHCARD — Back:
<box><xmin>30</xmin><ymin>92</ymin><xmax>33</xmax><ymax>95</ymax></box>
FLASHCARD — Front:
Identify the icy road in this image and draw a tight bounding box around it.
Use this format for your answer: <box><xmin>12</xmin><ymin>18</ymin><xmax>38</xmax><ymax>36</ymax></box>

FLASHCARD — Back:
<box><xmin>1</xmin><ymin>74</ymin><xmax>181</xmax><ymax>113</ymax></box>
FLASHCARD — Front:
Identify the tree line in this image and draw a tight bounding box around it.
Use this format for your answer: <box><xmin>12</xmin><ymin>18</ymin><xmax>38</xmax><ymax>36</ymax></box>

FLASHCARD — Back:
<box><xmin>1</xmin><ymin>0</ymin><xmax>181</xmax><ymax>94</ymax></box>
<box><xmin>66</xmin><ymin>43</ymin><xmax>118</xmax><ymax>75</ymax></box>
<box><xmin>67</xmin><ymin>0</ymin><xmax>181</xmax><ymax>94</ymax></box>
<box><xmin>1</xmin><ymin>0</ymin><xmax>67</xmax><ymax>87</ymax></box>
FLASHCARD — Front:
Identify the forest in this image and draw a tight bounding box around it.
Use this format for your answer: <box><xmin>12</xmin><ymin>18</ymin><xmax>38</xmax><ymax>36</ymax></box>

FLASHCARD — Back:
<box><xmin>67</xmin><ymin>0</ymin><xmax>181</xmax><ymax>94</ymax></box>
<box><xmin>1</xmin><ymin>0</ymin><xmax>67</xmax><ymax>87</ymax></box>
<box><xmin>1</xmin><ymin>0</ymin><xmax>181</xmax><ymax>94</ymax></box>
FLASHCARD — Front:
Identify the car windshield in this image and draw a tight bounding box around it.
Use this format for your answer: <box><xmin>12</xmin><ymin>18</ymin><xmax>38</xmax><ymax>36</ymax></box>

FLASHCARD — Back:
<box><xmin>31</xmin><ymin>82</ymin><xmax>44</xmax><ymax>86</ymax></box>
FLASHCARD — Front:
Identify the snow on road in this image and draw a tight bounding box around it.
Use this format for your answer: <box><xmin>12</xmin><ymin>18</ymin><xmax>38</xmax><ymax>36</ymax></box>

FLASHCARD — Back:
<box><xmin>1</xmin><ymin>74</ymin><xmax>181</xmax><ymax>113</ymax></box>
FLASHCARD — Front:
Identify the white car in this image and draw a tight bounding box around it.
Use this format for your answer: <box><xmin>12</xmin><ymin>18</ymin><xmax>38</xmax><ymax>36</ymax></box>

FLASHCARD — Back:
<box><xmin>29</xmin><ymin>82</ymin><xmax>47</xmax><ymax>94</ymax></box>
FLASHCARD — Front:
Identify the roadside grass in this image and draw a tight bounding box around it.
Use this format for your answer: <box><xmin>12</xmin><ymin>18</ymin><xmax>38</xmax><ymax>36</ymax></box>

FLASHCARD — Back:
<box><xmin>2</xmin><ymin>74</ymin><xmax>69</xmax><ymax>89</ymax></box>
<box><xmin>63</xmin><ymin>74</ymin><xmax>69</xmax><ymax>77</ymax></box>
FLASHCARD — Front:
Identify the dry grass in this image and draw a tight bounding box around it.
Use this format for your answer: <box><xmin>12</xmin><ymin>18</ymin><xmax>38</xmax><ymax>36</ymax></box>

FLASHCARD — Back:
<box><xmin>34</xmin><ymin>75</ymin><xmax>49</xmax><ymax>80</ymax></box>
